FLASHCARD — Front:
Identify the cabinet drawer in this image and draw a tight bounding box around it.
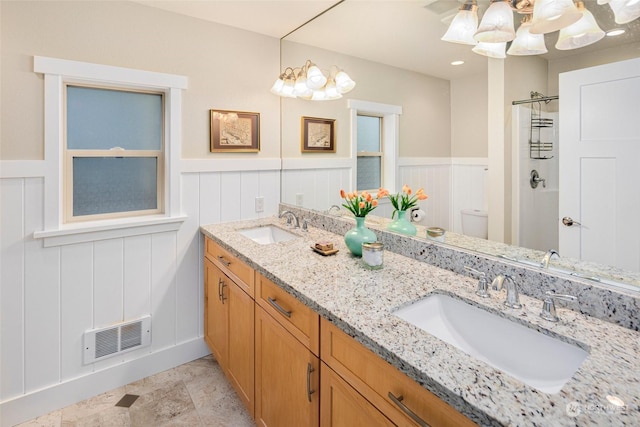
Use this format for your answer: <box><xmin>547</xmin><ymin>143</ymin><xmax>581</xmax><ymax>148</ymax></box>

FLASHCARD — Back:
<box><xmin>256</xmin><ymin>272</ymin><xmax>320</xmax><ymax>356</ymax></box>
<box><xmin>321</xmin><ymin>318</ymin><xmax>476</xmax><ymax>427</ymax></box>
<box><xmin>205</xmin><ymin>237</ymin><xmax>254</xmax><ymax>296</ymax></box>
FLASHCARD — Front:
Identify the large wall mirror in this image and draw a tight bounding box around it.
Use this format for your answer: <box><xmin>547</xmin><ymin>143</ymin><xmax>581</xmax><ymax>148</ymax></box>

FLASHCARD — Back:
<box><xmin>278</xmin><ymin>0</ymin><xmax>640</xmax><ymax>290</ymax></box>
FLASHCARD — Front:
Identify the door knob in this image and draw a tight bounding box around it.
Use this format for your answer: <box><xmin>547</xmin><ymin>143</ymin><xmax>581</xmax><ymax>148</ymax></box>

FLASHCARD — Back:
<box><xmin>562</xmin><ymin>217</ymin><xmax>581</xmax><ymax>227</ymax></box>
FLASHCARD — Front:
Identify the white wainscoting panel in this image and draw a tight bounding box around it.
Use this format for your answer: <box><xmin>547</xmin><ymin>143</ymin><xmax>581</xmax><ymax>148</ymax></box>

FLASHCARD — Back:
<box><xmin>398</xmin><ymin>162</ymin><xmax>452</xmax><ymax>230</ymax></box>
<box><xmin>281</xmin><ymin>167</ymin><xmax>351</xmax><ymax>212</ymax></box>
<box><xmin>0</xmin><ymin>163</ymin><xmax>279</xmax><ymax>426</ymax></box>
<box><xmin>451</xmin><ymin>162</ymin><xmax>488</xmax><ymax>234</ymax></box>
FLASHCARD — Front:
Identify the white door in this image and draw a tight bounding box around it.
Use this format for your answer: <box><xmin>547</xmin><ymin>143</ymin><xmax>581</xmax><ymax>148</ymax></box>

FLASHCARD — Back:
<box><xmin>559</xmin><ymin>57</ymin><xmax>640</xmax><ymax>272</ymax></box>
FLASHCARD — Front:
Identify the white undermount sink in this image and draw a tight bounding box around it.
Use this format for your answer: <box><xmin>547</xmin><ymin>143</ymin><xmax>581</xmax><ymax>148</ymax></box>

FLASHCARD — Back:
<box><xmin>393</xmin><ymin>293</ymin><xmax>588</xmax><ymax>394</ymax></box>
<box><xmin>238</xmin><ymin>225</ymin><xmax>298</xmax><ymax>245</ymax></box>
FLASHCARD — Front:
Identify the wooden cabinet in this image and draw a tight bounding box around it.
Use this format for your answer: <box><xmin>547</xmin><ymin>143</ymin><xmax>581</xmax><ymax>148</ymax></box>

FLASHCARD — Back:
<box><xmin>204</xmin><ymin>239</ymin><xmax>255</xmax><ymax>418</ymax></box>
<box><xmin>321</xmin><ymin>318</ymin><xmax>476</xmax><ymax>427</ymax></box>
<box><xmin>204</xmin><ymin>258</ymin><xmax>229</xmax><ymax>367</ymax></box>
<box><xmin>204</xmin><ymin>236</ymin><xmax>475</xmax><ymax>427</ymax></box>
<box><xmin>320</xmin><ymin>362</ymin><xmax>394</xmax><ymax>427</ymax></box>
<box><xmin>254</xmin><ymin>272</ymin><xmax>320</xmax><ymax>427</ymax></box>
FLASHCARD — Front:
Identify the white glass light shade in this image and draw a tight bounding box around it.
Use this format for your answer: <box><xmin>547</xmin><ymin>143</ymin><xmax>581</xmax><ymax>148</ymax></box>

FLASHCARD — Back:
<box><xmin>442</xmin><ymin>8</ymin><xmax>479</xmax><ymax>45</ymax></box>
<box><xmin>597</xmin><ymin>0</ymin><xmax>611</xmax><ymax>4</ymax></box>
<box><xmin>324</xmin><ymin>80</ymin><xmax>342</xmax><ymax>100</ymax></box>
<box><xmin>306</xmin><ymin>65</ymin><xmax>327</xmax><ymax>90</ymax></box>
<box><xmin>474</xmin><ymin>1</ymin><xmax>516</xmax><ymax>43</ymax></box>
<box><xmin>507</xmin><ymin>22</ymin><xmax>547</xmax><ymax>55</ymax></box>
<box><xmin>310</xmin><ymin>90</ymin><xmax>328</xmax><ymax>101</ymax></box>
<box><xmin>270</xmin><ymin>77</ymin><xmax>284</xmax><ymax>95</ymax></box>
<box><xmin>281</xmin><ymin>78</ymin><xmax>296</xmax><ymax>98</ymax></box>
<box><xmin>608</xmin><ymin>0</ymin><xmax>640</xmax><ymax>24</ymax></box>
<box><xmin>472</xmin><ymin>41</ymin><xmax>506</xmax><ymax>58</ymax></box>
<box><xmin>530</xmin><ymin>0</ymin><xmax>581</xmax><ymax>34</ymax></box>
<box><xmin>294</xmin><ymin>75</ymin><xmax>313</xmax><ymax>98</ymax></box>
<box><xmin>556</xmin><ymin>4</ymin><xmax>605</xmax><ymax>50</ymax></box>
<box><xmin>334</xmin><ymin>71</ymin><xmax>356</xmax><ymax>93</ymax></box>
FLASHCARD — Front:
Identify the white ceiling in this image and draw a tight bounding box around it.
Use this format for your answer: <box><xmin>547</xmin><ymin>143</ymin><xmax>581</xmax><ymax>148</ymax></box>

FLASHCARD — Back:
<box><xmin>136</xmin><ymin>0</ymin><xmax>640</xmax><ymax>80</ymax></box>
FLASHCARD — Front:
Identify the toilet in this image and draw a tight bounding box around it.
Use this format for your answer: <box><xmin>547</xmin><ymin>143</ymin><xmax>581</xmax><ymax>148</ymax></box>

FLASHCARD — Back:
<box><xmin>461</xmin><ymin>209</ymin><xmax>488</xmax><ymax>239</ymax></box>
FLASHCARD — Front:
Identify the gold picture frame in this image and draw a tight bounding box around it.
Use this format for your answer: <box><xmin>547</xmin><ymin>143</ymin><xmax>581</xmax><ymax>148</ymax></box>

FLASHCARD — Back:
<box><xmin>210</xmin><ymin>109</ymin><xmax>260</xmax><ymax>152</ymax></box>
<box><xmin>301</xmin><ymin>116</ymin><xmax>336</xmax><ymax>153</ymax></box>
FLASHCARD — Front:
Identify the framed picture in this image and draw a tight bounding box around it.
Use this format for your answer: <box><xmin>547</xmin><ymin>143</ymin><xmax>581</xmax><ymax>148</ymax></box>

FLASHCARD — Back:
<box><xmin>210</xmin><ymin>109</ymin><xmax>260</xmax><ymax>152</ymax></box>
<box><xmin>301</xmin><ymin>116</ymin><xmax>336</xmax><ymax>153</ymax></box>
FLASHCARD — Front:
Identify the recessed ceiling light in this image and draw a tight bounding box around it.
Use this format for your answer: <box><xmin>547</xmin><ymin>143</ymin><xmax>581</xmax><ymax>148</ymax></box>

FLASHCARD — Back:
<box><xmin>451</xmin><ymin>60</ymin><xmax>465</xmax><ymax>66</ymax></box>
<box><xmin>606</xmin><ymin>395</ymin><xmax>625</xmax><ymax>407</ymax></box>
<box><xmin>606</xmin><ymin>28</ymin><xmax>626</xmax><ymax>37</ymax></box>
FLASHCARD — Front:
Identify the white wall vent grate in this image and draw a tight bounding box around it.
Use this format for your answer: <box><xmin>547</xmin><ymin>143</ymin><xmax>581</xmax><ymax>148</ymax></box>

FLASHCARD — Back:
<box><xmin>83</xmin><ymin>316</ymin><xmax>151</xmax><ymax>364</ymax></box>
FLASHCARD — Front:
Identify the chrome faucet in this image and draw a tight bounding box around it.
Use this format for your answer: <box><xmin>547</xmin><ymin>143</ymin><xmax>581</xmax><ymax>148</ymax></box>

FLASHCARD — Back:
<box><xmin>541</xmin><ymin>249</ymin><xmax>560</xmax><ymax>269</ymax></box>
<box><xmin>278</xmin><ymin>210</ymin><xmax>300</xmax><ymax>228</ymax></box>
<box><xmin>491</xmin><ymin>274</ymin><xmax>522</xmax><ymax>309</ymax></box>
<box><xmin>327</xmin><ymin>205</ymin><xmax>341</xmax><ymax>214</ymax></box>
<box><xmin>464</xmin><ymin>266</ymin><xmax>490</xmax><ymax>298</ymax></box>
<box><xmin>540</xmin><ymin>291</ymin><xmax>577</xmax><ymax>322</ymax></box>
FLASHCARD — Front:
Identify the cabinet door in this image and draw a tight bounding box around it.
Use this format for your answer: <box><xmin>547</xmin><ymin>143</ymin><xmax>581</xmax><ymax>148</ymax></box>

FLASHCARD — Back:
<box><xmin>204</xmin><ymin>258</ymin><xmax>228</xmax><ymax>368</ymax></box>
<box><xmin>227</xmin><ymin>279</ymin><xmax>255</xmax><ymax>418</ymax></box>
<box><xmin>320</xmin><ymin>362</ymin><xmax>394</xmax><ymax>427</ymax></box>
<box><xmin>255</xmin><ymin>305</ymin><xmax>319</xmax><ymax>427</ymax></box>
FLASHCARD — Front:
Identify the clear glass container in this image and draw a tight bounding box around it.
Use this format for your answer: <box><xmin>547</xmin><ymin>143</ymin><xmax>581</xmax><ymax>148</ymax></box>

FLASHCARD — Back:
<box><xmin>362</xmin><ymin>242</ymin><xmax>384</xmax><ymax>269</ymax></box>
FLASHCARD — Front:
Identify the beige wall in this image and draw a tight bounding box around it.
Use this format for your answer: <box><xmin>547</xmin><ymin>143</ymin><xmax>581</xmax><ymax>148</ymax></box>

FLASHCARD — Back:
<box><xmin>280</xmin><ymin>40</ymin><xmax>451</xmax><ymax>159</ymax></box>
<box><xmin>450</xmin><ymin>70</ymin><xmax>488</xmax><ymax>158</ymax></box>
<box><xmin>0</xmin><ymin>1</ymin><xmax>281</xmax><ymax>160</ymax></box>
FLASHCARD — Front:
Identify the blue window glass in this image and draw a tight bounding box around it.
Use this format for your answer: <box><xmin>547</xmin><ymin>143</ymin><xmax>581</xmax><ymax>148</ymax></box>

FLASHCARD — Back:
<box><xmin>357</xmin><ymin>157</ymin><xmax>381</xmax><ymax>191</ymax></box>
<box><xmin>357</xmin><ymin>115</ymin><xmax>381</xmax><ymax>152</ymax></box>
<box><xmin>72</xmin><ymin>157</ymin><xmax>158</xmax><ymax>216</ymax></box>
<box><xmin>67</xmin><ymin>86</ymin><xmax>162</xmax><ymax>150</ymax></box>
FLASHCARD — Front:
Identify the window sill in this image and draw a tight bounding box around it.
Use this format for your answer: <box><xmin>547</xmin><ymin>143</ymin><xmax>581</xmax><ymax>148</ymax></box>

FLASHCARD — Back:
<box><xmin>33</xmin><ymin>215</ymin><xmax>187</xmax><ymax>247</ymax></box>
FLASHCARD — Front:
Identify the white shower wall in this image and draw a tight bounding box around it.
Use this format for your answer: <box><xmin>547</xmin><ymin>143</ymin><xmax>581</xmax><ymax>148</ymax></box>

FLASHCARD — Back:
<box><xmin>512</xmin><ymin>105</ymin><xmax>560</xmax><ymax>252</ymax></box>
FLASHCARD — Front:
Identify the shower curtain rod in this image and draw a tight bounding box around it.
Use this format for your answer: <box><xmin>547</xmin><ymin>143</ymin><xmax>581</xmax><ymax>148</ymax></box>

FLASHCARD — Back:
<box><xmin>512</xmin><ymin>95</ymin><xmax>559</xmax><ymax>105</ymax></box>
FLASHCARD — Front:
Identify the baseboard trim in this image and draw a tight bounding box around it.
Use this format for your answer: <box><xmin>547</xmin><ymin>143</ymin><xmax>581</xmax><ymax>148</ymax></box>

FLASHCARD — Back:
<box><xmin>1</xmin><ymin>338</ymin><xmax>210</xmax><ymax>426</ymax></box>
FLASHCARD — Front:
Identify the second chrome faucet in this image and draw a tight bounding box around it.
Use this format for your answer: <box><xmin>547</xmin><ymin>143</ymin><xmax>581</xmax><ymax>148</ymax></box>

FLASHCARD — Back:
<box><xmin>491</xmin><ymin>274</ymin><xmax>522</xmax><ymax>309</ymax></box>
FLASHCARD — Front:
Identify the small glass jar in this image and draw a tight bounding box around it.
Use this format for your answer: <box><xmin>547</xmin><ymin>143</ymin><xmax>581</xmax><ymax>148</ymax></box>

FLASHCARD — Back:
<box><xmin>426</xmin><ymin>227</ymin><xmax>445</xmax><ymax>242</ymax></box>
<box><xmin>362</xmin><ymin>242</ymin><xmax>384</xmax><ymax>269</ymax></box>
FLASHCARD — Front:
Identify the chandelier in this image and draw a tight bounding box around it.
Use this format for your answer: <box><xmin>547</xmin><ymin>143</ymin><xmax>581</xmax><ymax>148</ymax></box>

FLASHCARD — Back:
<box><xmin>441</xmin><ymin>0</ymin><xmax>640</xmax><ymax>58</ymax></box>
<box><xmin>271</xmin><ymin>60</ymin><xmax>356</xmax><ymax>101</ymax></box>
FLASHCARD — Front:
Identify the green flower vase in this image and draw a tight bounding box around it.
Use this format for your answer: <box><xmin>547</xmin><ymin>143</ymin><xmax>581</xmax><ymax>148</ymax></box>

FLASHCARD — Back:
<box><xmin>387</xmin><ymin>210</ymin><xmax>417</xmax><ymax>236</ymax></box>
<box><xmin>344</xmin><ymin>216</ymin><xmax>377</xmax><ymax>257</ymax></box>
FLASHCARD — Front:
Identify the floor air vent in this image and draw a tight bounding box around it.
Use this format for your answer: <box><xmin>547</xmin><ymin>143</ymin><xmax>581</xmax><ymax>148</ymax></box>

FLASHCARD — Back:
<box><xmin>83</xmin><ymin>316</ymin><xmax>151</xmax><ymax>364</ymax></box>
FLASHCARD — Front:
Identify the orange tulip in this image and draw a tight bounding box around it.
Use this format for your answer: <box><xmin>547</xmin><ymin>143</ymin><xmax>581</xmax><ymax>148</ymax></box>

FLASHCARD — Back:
<box><xmin>340</xmin><ymin>189</ymin><xmax>346</xmax><ymax>198</ymax></box>
<box><xmin>359</xmin><ymin>201</ymin><xmax>365</xmax><ymax>209</ymax></box>
<box><xmin>372</xmin><ymin>199</ymin><xmax>378</xmax><ymax>207</ymax></box>
<box><xmin>416</xmin><ymin>188</ymin><xmax>425</xmax><ymax>195</ymax></box>
<box><xmin>402</xmin><ymin>184</ymin><xmax>412</xmax><ymax>195</ymax></box>
<box><xmin>418</xmin><ymin>193</ymin><xmax>428</xmax><ymax>200</ymax></box>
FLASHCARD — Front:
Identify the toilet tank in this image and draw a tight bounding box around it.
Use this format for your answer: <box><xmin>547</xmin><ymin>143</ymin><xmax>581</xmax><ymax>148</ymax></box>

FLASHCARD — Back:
<box><xmin>461</xmin><ymin>209</ymin><xmax>488</xmax><ymax>239</ymax></box>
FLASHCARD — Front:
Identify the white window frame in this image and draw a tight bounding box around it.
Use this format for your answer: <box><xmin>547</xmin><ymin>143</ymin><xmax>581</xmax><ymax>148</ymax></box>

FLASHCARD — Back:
<box><xmin>64</xmin><ymin>84</ymin><xmax>166</xmax><ymax>223</ymax></box>
<box><xmin>33</xmin><ymin>56</ymin><xmax>188</xmax><ymax>247</ymax></box>
<box><xmin>348</xmin><ymin>99</ymin><xmax>401</xmax><ymax>193</ymax></box>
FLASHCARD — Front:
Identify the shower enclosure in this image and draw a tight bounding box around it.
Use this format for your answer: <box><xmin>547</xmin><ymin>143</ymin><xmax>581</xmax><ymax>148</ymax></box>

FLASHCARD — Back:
<box><xmin>511</xmin><ymin>93</ymin><xmax>559</xmax><ymax>252</ymax></box>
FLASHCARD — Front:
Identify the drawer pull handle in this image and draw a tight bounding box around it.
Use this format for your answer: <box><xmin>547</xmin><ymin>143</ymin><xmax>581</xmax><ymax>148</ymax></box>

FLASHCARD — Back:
<box><xmin>217</xmin><ymin>255</ymin><xmax>231</xmax><ymax>267</ymax></box>
<box><xmin>306</xmin><ymin>363</ymin><xmax>315</xmax><ymax>402</ymax></box>
<box><xmin>388</xmin><ymin>392</ymin><xmax>430</xmax><ymax>427</ymax></box>
<box><xmin>267</xmin><ymin>297</ymin><xmax>292</xmax><ymax>318</ymax></box>
<box><xmin>218</xmin><ymin>278</ymin><xmax>227</xmax><ymax>303</ymax></box>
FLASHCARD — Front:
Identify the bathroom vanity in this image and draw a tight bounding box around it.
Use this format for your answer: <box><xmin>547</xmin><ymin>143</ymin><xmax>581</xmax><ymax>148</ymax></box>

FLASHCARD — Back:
<box><xmin>200</xmin><ymin>208</ymin><xmax>640</xmax><ymax>426</ymax></box>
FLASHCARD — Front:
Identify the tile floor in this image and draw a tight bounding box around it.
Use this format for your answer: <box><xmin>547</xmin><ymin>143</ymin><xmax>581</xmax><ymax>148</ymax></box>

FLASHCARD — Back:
<box><xmin>16</xmin><ymin>355</ymin><xmax>254</xmax><ymax>427</ymax></box>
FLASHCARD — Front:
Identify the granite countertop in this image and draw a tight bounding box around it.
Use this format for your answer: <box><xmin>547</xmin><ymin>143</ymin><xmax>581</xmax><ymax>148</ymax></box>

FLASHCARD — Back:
<box><xmin>201</xmin><ymin>217</ymin><xmax>640</xmax><ymax>426</ymax></box>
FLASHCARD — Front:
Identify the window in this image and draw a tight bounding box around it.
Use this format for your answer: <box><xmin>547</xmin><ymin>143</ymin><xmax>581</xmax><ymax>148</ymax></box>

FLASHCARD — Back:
<box><xmin>33</xmin><ymin>56</ymin><xmax>187</xmax><ymax>246</ymax></box>
<box><xmin>356</xmin><ymin>114</ymin><xmax>383</xmax><ymax>191</ymax></box>
<box><xmin>65</xmin><ymin>85</ymin><xmax>164</xmax><ymax>222</ymax></box>
<box><xmin>348</xmin><ymin>99</ymin><xmax>401</xmax><ymax>194</ymax></box>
